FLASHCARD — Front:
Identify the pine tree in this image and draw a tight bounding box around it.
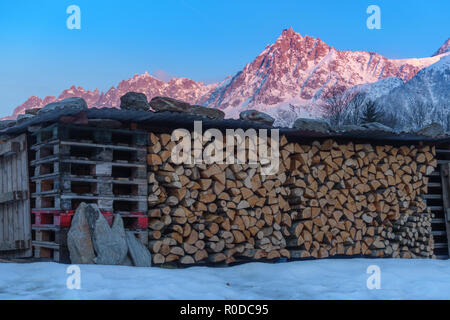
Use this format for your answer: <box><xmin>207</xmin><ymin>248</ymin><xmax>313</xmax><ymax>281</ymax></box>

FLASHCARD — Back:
<box><xmin>360</xmin><ymin>100</ymin><xmax>380</xmax><ymax>123</ymax></box>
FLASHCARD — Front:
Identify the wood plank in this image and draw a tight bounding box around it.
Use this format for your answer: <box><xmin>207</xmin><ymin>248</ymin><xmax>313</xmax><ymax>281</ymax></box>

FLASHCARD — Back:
<box><xmin>440</xmin><ymin>163</ymin><xmax>450</xmax><ymax>256</ymax></box>
<box><xmin>0</xmin><ymin>191</ymin><xmax>28</xmax><ymax>204</ymax></box>
<box><xmin>0</xmin><ymin>134</ymin><xmax>32</xmax><ymax>257</ymax></box>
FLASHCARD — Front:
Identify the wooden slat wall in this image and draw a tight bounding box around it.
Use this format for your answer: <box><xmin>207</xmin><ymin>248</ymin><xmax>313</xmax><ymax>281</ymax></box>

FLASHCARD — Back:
<box><xmin>0</xmin><ymin>134</ymin><xmax>32</xmax><ymax>258</ymax></box>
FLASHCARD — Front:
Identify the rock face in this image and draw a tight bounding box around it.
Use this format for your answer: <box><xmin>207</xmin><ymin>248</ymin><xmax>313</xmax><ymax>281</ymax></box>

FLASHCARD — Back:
<box><xmin>239</xmin><ymin>110</ymin><xmax>275</xmax><ymax>126</ymax></box>
<box><xmin>150</xmin><ymin>96</ymin><xmax>224</xmax><ymax>119</ymax></box>
<box><xmin>416</xmin><ymin>122</ymin><xmax>445</xmax><ymax>137</ymax></box>
<box><xmin>293</xmin><ymin>118</ymin><xmax>331</xmax><ymax>133</ymax></box>
<box><xmin>67</xmin><ymin>203</ymin><xmax>96</xmax><ymax>264</ymax></box>
<box><xmin>37</xmin><ymin>97</ymin><xmax>88</xmax><ymax>115</ymax></box>
<box><xmin>120</xmin><ymin>92</ymin><xmax>150</xmax><ymax>111</ymax></box>
<box><xmin>7</xmin><ymin>29</ymin><xmax>448</xmax><ymax>125</ymax></box>
<box><xmin>92</xmin><ymin>214</ymin><xmax>128</xmax><ymax>265</ymax></box>
<box><xmin>125</xmin><ymin>231</ymin><xmax>152</xmax><ymax>267</ymax></box>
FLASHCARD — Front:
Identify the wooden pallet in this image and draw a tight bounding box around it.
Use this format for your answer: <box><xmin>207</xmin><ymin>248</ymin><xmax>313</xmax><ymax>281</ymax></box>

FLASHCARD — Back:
<box><xmin>31</xmin><ymin>176</ymin><xmax>147</xmax><ymax>197</ymax></box>
<box><xmin>31</xmin><ymin>123</ymin><xmax>147</xmax><ymax>147</ymax></box>
<box><xmin>32</xmin><ymin>241</ymin><xmax>70</xmax><ymax>263</ymax></box>
<box><xmin>30</xmin><ymin>158</ymin><xmax>147</xmax><ymax>179</ymax></box>
<box><xmin>32</xmin><ymin>226</ymin><xmax>69</xmax><ymax>246</ymax></box>
<box><xmin>440</xmin><ymin>162</ymin><xmax>450</xmax><ymax>257</ymax></box>
<box><xmin>31</xmin><ymin>193</ymin><xmax>147</xmax><ymax>212</ymax></box>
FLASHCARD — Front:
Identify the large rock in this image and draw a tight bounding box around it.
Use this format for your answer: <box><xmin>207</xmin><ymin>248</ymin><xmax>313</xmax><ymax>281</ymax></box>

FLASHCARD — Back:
<box><xmin>190</xmin><ymin>105</ymin><xmax>225</xmax><ymax>119</ymax></box>
<box><xmin>25</xmin><ymin>108</ymin><xmax>41</xmax><ymax>115</ymax></box>
<box><xmin>293</xmin><ymin>118</ymin><xmax>331</xmax><ymax>133</ymax></box>
<box><xmin>17</xmin><ymin>113</ymin><xmax>35</xmax><ymax>124</ymax></box>
<box><xmin>150</xmin><ymin>96</ymin><xmax>191</xmax><ymax>113</ymax></box>
<box><xmin>92</xmin><ymin>213</ymin><xmax>128</xmax><ymax>265</ymax></box>
<box><xmin>67</xmin><ymin>203</ymin><xmax>96</xmax><ymax>264</ymax></box>
<box><xmin>239</xmin><ymin>110</ymin><xmax>275</xmax><ymax>126</ymax></box>
<box><xmin>416</xmin><ymin>122</ymin><xmax>445</xmax><ymax>137</ymax></box>
<box><xmin>37</xmin><ymin>97</ymin><xmax>88</xmax><ymax>115</ymax></box>
<box><xmin>150</xmin><ymin>97</ymin><xmax>224</xmax><ymax>119</ymax></box>
<box><xmin>125</xmin><ymin>231</ymin><xmax>152</xmax><ymax>267</ymax></box>
<box><xmin>120</xmin><ymin>92</ymin><xmax>150</xmax><ymax>111</ymax></box>
<box><xmin>0</xmin><ymin>120</ymin><xmax>16</xmax><ymax>130</ymax></box>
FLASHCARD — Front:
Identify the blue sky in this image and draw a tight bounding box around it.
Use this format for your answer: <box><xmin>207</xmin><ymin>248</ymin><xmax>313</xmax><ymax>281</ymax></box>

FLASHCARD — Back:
<box><xmin>0</xmin><ymin>0</ymin><xmax>449</xmax><ymax>117</ymax></box>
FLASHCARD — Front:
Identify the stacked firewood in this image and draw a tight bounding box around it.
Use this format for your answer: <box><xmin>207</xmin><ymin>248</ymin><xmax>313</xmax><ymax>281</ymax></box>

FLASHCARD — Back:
<box><xmin>284</xmin><ymin>140</ymin><xmax>437</xmax><ymax>259</ymax></box>
<box><xmin>146</xmin><ymin>132</ymin><xmax>292</xmax><ymax>265</ymax></box>
<box><xmin>146</xmin><ymin>130</ymin><xmax>438</xmax><ymax>266</ymax></box>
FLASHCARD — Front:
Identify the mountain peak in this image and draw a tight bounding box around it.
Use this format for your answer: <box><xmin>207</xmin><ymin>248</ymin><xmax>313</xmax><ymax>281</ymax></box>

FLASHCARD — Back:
<box><xmin>280</xmin><ymin>27</ymin><xmax>301</xmax><ymax>39</ymax></box>
<box><xmin>433</xmin><ymin>38</ymin><xmax>450</xmax><ymax>56</ymax></box>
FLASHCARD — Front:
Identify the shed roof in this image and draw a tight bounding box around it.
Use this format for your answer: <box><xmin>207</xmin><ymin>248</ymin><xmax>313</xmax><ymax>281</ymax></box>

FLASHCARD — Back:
<box><xmin>1</xmin><ymin>107</ymin><xmax>449</xmax><ymax>145</ymax></box>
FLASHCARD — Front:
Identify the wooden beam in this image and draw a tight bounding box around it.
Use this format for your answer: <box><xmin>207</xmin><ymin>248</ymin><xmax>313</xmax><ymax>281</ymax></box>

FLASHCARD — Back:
<box><xmin>440</xmin><ymin>163</ymin><xmax>450</xmax><ymax>256</ymax></box>
<box><xmin>0</xmin><ymin>191</ymin><xmax>28</xmax><ymax>204</ymax></box>
<box><xmin>0</xmin><ymin>141</ymin><xmax>20</xmax><ymax>157</ymax></box>
<box><xmin>0</xmin><ymin>240</ymin><xmax>28</xmax><ymax>251</ymax></box>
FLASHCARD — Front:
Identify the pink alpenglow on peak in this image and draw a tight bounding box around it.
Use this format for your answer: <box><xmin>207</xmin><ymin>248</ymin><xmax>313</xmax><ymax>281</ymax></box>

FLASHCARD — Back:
<box><xmin>5</xmin><ymin>28</ymin><xmax>450</xmax><ymax>124</ymax></box>
<box><xmin>433</xmin><ymin>38</ymin><xmax>450</xmax><ymax>56</ymax></box>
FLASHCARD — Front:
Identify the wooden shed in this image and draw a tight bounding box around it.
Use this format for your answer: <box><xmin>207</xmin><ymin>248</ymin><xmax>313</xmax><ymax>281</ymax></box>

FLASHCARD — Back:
<box><xmin>0</xmin><ymin>108</ymin><xmax>449</xmax><ymax>264</ymax></box>
<box><xmin>0</xmin><ymin>134</ymin><xmax>32</xmax><ymax>259</ymax></box>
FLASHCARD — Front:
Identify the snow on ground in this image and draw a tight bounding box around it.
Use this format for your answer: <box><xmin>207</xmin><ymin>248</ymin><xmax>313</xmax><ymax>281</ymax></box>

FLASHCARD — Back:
<box><xmin>0</xmin><ymin>258</ymin><xmax>449</xmax><ymax>300</ymax></box>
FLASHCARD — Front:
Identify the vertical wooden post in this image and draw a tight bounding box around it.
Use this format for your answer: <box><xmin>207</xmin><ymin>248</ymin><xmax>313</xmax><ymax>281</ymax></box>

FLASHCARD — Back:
<box><xmin>440</xmin><ymin>163</ymin><xmax>450</xmax><ymax>256</ymax></box>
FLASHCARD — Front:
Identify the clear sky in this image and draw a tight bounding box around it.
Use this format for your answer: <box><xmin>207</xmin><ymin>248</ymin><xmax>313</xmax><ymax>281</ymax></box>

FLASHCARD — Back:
<box><xmin>0</xmin><ymin>0</ymin><xmax>449</xmax><ymax>117</ymax></box>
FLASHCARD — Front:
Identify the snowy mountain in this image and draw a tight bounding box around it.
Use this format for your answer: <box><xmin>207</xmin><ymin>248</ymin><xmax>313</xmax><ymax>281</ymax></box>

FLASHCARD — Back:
<box><xmin>373</xmin><ymin>54</ymin><xmax>450</xmax><ymax>130</ymax></box>
<box><xmin>433</xmin><ymin>38</ymin><xmax>450</xmax><ymax>56</ymax></box>
<box><xmin>9</xmin><ymin>73</ymin><xmax>217</xmax><ymax>119</ymax></box>
<box><xmin>202</xmin><ymin>28</ymin><xmax>447</xmax><ymax>120</ymax></box>
<box><xmin>5</xmin><ymin>28</ymin><xmax>449</xmax><ymax>123</ymax></box>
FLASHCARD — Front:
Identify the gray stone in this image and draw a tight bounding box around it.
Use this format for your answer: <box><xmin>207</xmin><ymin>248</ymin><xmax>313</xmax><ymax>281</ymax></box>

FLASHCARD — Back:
<box><xmin>190</xmin><ymin>105</ymin><xmax>225</xmax><ymax>119</ymax></box>
<box><xmin>120</xmin><ymin>92</ymin><xmax>150</xmax><ymax>111</ymax></box>
<box><xmin>239</xmin><ymin>110</ymin><xmax>275</xmax><ymax>126</ymax></box>
<box><xmin>125</xmin><ymin>231</ymin><xmax>152</xmax><ymax>267</ymax></box>
<box><xmin>150</xmin><ymin>96</ymin><xmax>224</xmax><ymax>119</ymax></box>
<box><xmin>17</xmin><ymin>113</ymin><xmax>35</xmax><ymax>124</ymax></box>
<box><xmin>25</xmin><ymin>108</ymin><xmax>41</xmax><ymax>115</ymax></box>
<box><xmin>92</xmin><ymin>214</ymin><xmax>128</xmax><ymax>265</ymax></box>
<box><xmin>83</xmin><ymin>203</ymin><xmax>101</xmax><ymax>234</ymax></box>
<box><xmin>150</xmin><ymin>96</ymin><xmax>191</xmax><ymax>113</ymax></box>
<box><xmin>0</xmin><ymin>120</ymin><xmax>16</xmax><ymax>130</ymax></box>
<box><xmin>67</xmin><ymin>203</ymin><xmax>96</xmax><ymax>264</ymax></box>
<box><xmin>37</xmin><ymin>97</ymin><xmax>88</xmax><ymax>115</ymax></box>
<box><xmin>121</xmin><ymin>254</ymin><xmax>134</xmax><ymax>266</ymax></box>
<box><xmin>416</xmin><ymin>122</ymin><xmax>445</xmax><ymax>137</ymax></box>
<box><xmin>293</xmin><ymin>118</ymin><xmax>331</xmax><ymax>133</ymax></box>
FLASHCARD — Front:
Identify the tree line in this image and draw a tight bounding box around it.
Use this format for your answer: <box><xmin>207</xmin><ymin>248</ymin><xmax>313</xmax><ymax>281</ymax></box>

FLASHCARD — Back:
<box><xmin>319</xmin><ymin>86</ymin><xmax>450</xmax><ymax>132</ymax></box>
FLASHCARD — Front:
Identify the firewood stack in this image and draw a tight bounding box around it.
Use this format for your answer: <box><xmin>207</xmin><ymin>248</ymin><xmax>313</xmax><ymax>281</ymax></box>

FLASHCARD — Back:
<box><xmin>146</xmin><ymin>130</ymin><xmax>438</xmax><ymax>266</ymax></box>
<box><xmin>284</xmin><ymin>140</ymin><xmax>437</xmax><ymax>259</ymax></box>
<box><xmin>146</xmin><ymin>132</ymin><xmax>292</xmax><ymax>265</ymax></box>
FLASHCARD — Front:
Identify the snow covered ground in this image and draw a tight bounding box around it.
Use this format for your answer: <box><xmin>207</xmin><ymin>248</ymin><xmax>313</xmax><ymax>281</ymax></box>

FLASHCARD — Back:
<box><xmin>0</xmin><ymin>258</ymin><xmax>449</xmax><ymax>300</ymax></box>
